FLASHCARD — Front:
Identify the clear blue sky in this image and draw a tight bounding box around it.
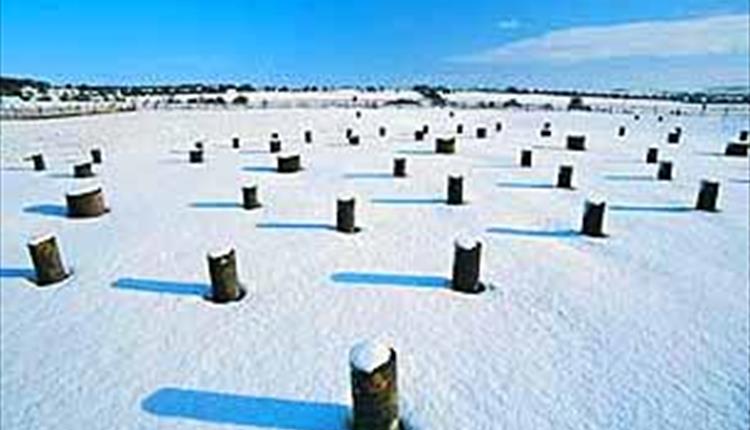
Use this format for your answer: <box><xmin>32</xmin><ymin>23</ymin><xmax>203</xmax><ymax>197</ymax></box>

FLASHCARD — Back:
<box><xmin>1</xmin><ymin>0</ymin><xmax>748</xmax><ymax>90</ymax></box>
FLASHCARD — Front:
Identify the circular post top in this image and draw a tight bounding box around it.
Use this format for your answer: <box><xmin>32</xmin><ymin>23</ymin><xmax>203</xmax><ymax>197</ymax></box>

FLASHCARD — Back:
<box><xmin>455</xmin><ymin>234</ymin><xmax>481</xmax><ymax>250</ymax></box>
<box><xmin>66</xmin><ymin>184</ymin><xmax>102</xmax><ymax>198</ymax></box>
<box><xmin>28</xmin><ymin>233</ymin><xmax>55</xmax><ymax>246</ymax></box>
<box><xmin>350</xmin><ymin>340</ymin><xmax>393</xmax><ymax>373</ymax></box>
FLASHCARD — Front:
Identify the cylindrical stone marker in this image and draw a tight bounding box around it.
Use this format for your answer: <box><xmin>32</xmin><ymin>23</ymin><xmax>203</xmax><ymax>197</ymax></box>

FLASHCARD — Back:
<box><xmin>557</xmin><ymin>165</ymin><xmax>573</xmax><ymax>189</ymax></box>
<box><xmin>447</xmin><ymin>175</ymin><xmax>463</xmax><ymax>205</ymax></box>
<box><xmin>242</xmin><ymin>186</ymin><xmax>262</xmax><ymax>210</ymax></box>
<box><xmin>646</xmin><ymin>147</ymin><xmax>659</xmax><ymax>163</ymax></box>
<box><xmin>66</xmin><ymin>186</ymin><xmax>108</xmax><ymax>218</ymax></box>
<box><xmin>566</xmin><ymin>135</ymin><xmax>586</xmax><ymax>151</ymax></box>
<box><xmin>350</xmin><ymin>341</ymin><xmax>399</xmax><ymax>430</ymax></box>
<box><xmin>207</xmin><ymin>248</ymin><xmax>243</xmax><ymax>303</ymax></box>
<box><xmin>269</xmin><ymin>139</ymin><xmax>282</xmax><ymax>153</ymax></box>
<box><xmin>304</xmin><ymin>130</ymin><xmax>313</xmax><ymax>144</ymax></box>
<box><xmin>452</xmin><ymin>237</ymin><xmax>484</xmax><ymax>293</ymax></box>
<box><xmin>73</xmin><ymin>162</ymin><xmax>94</xmax><ymax>178</ymax></box>
<box><xmin>520</xmin><ymin>149</ymin><xmax>532</xmax><ymax>167</ymax></box>
<box><xmin>28</xmin><ymin>153</ymin><xmax>46</xmax><ymax>171</ymax></box>
<box><xmin>695</xmin><ymin>180</ymin><xmax>720</xmax><ymax>212</ymax></box>
<box><xmin>27</xmin><ymin>234</ymin><xmax>68</xmax><ymax>286</ymax></box>
<box><xmin>435</xmin><ymin>137</ymin><xmax>456</xmax><ymax>154</ymax></box>
<box><xmin>90</xmin><ymin>148</ymin><xmax>103</xmax><ymax>164</ymax></box>
<box><xmin>657</xmin><ymin>161</ymin><xmax>673</xmax><ymax>181</ymax></box>
<box><xmin>189</xmin><ymin>150</ymin><xmax>203</xmax><ymax>163</ymax></box>
<box><xmin>277</xmin><ymin>154</ymin><xmax>301</xmax><ymax>173</ymax></box>
<box><xmin>476</xmin><ymin>127</ymin><xmax>487</xmax><ymax>139</ymax></box>
<box><xmin>336</xmin><ymin>197</ymin><xmax>358</xmax><ymax>233</ymax></box>
<box><xmin>581</xmin><ymin>200</ymin><xmax>606</xmax><ymax>237</ymax></box>
<box><xmin>393</xmin><ymin>158</ymin><xmax>406</xmax><ymax>178</ymax></box>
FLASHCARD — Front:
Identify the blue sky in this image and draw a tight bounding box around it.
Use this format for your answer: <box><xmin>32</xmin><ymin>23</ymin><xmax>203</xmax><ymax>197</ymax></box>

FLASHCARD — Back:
<box><xmin>1</xmin><ymin>0</ymin><xmax>748</xmax><ymax>90</ymax></box>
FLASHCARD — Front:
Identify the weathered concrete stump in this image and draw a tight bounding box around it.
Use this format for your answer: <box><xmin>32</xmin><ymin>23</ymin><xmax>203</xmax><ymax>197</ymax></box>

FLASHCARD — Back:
<box><xmin>27</xmin><ymin>153</ymin><xmax>46</xmax><ymax>171</ymax></box>
<box><xmin>657</xmin><ymin>161</ymin><xmax>673</xmax><ymax>181</ymax></box>
<box><xmin>452</xmin><ymin>237</ymin><xmax>484</xmax><ymax>293</ymax></box>
<box><xmin>350</xmin><ymin>341</ymin><xmax>399</xmax><ymax>430</ymax></box>
<box><xmin>435</xmin><ymin>137</ymin><xmax>456</xmax><ymax>154</ymax></box>
<box><xmin>725</xmin><ymin>142</ymin><xmax>749</xmax><ymax>157</ymax></box>
<box><xmin>269</xmin><ymin>139</ymin><xmax>282</xmax><ymax>153</ymax></box>
<box><xmin>476</xmin><ymin>127</ymin><xmax>487</xmax><ymax>139</ymax></box>
<box><xmin>566</xmin><ymin>135</ymin><xmax>586</xmax><ymax>151</ymax></box>
<box><xmin>336</xmin><ymin>197</ymin><xmax>359</xmax><ymax>233</ymax></box>
<box><xmin>189</xmin><ymin>150</ymin><xmax>203</xmax><ymax>163</ymax></box>
<box><xmin>447</xmin><ymin>175</ymin><xmax>463</xmax><ymax>205</ymax></box>
<box><xmin>207</xmin><ymin>248</ymin><xmax>244</xmax><ymax>303</ymax></box>
<box><xmin>349</xmin><ymin>135</ymin><xmax>361</xmax><ymax>145</ymax></box>
<box><xmin>696</xmin><ymin>180</ymin><xmax>720</xmax><ymax>212</ymax></box>
<box><xmin>618</xmin><ymin>126</ymin><xmax>626</xmax><ymax>137</ymax></box>
<box><xmin>667</xmin><ymin>131</ymin><xmax>680</xmax><ymax>144</ymax></box>
<box><xmin>414</xmin><ymin>130</ymin><xmax>424</xmax><ymax>141</ymax></box>
<box><xmin>646</xmin><ymin>147</ymin><xmax>659</xmax><ymax>163</ymax></box>
<box><xmin>232</xmin><ymin>137</ymin><xmax>240</xmax><ymax>149</ymax></box>
<box><xmin>520</xmin><ymin>149</ymin><xmax>532</xmax><ymax>167</ymax></box>
<box><xmin>66</xmin><ymin>186</ymin><xmax>108</xmax><ymax>218</ymax></box>
<box><xmin>739</xmin><ymin>130</ymin><xmax>749</xmax><ymax>142</ymax></box>
<box><xmin>242</xmin><ymin>186</ymin><xmax>262</xmax><ymax>210</ymax></box>
<box><xmin>90</xmin><ymin>148</ymin><xmax>103</xmax><ymax>164</ymax></box>
<box><xmin>73</xmin><ymin>162</ymin><xmax>94</xmax><ymax>178</ymax></box>
<box><xmin>393</xmin><ymin>158</ymin><xmax>406</xmax><ymax>177</ymax></box>
<box><xmin>27</xmin><ymin>234</ymin><xmax>69</xmax><ymax>286</ymax></box>
<box><xmin>277</xmin><ymin>154</ymin><xmax>301</xmax><ymax>173</ymax></box>
<box><xmin>557</xmin><ymin>165</ymin><xmax>574</xmax><ymax>189</ymax></box>
<box><xmin>304</xmin><ymin>130</ymin><xmax>313</xmax><ymax>144</ymax></box>
<box><xmin>581</xmin><ymin>200</ymin><xmax>606</xmax><ymax>237</ymax></box>
<box><xmin>456</xmin><ymin>124</ymin><xmax>464</xmax><ymax>134</ymax></box>
<box><xmin>379</xmin><ymin>126</ymin><xmax>387</xmax><ymax>138</ymax></box>
<box><xmin>495</xmin><ymin>122</ymin><xmax>503</xmax><ymax>132</ymax></box>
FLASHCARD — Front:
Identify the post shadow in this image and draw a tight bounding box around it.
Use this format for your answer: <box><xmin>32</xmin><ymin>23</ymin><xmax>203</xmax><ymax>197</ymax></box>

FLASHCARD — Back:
<box><xmin>343</xmin><ymin>173</ymin><xmax>393</xmax><ymax>180</ymax></box>
<box><xmin>142</xmin><ymin>387</ymin><xmax>348</xmax><ymax>430</ymax></box>
<box><xmin>370</xmin><ymin>197</ymin><xmax>444</xmax><ymax>205</ymax></box>
<box><xmin>486</xmin><ymin>226</ymin><xmax>580</xmax><ymax>238</ymax></box>
<box><xmin>603</xmin><ymin>174</ymin><xmax>654</xmax><ymax>182</ymax></box>
<box><xmin>496</xmin><ymin>181</ymin><xmax>555</xmax><ymax>190</ymax></box>
<box><xmin>0</xmin><ymin>267</ymin><xmax>35</xmax><ymax>281</ymax></box>
<box><xmin>331</xmin><ymin>271</ymin><xmax>448</xmax><ymax>289</ymax></box>
<box><xmin>23</xmin><ymin>204</ymin><xmax>68</xmax><ymax>218</ymax></box>
<box><xmin>189</xmin><ymin>202</ymin><xmax>243</xmax><ymax>209</ymax></box>
<box><xmin>242</xmin><ymin>166</ymin><xmax>277</xmax><ymax>173</ymax></box>
<box><xmin>395</xmin><ymin>149</ymin><xmax>434</xmax><ymax>156</ymax></box>
<box><xmin>609</xmin><ymin>204</ymin><xmax>693</xmax><ymax>213</ymax></box>
<box><xmin>112</xmin><ymin>278</ymin><xmax>208</xmax><ymax>296</ymax></box>
<box><xmin>256</xmin><ymin>222</ymin><xmax>335</xmax><ymax>231</ymax></box>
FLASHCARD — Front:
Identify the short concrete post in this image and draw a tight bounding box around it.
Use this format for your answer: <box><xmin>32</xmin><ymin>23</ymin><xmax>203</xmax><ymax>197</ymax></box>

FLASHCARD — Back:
<box><xmin>349</xmin><ymin>135</ymin><xmax>361</xmax><ymax>145</ymax></box>
<box><xmin>696</xmin><ymin>180</ymin><xmax>720</xmax><ymax>212</ymax></box>
<box><xmin>658</xmin><ymin>115</ymin><xmax>664</xmax><ymax>122</ymax></box>
<box><xmin>449</xmin><ymin>111</ymin><xmax>455</xmax><ymax>117</ymax></box>
<box><xmin>27</xmin><ymin>153</ymin><xmax>46</xmax><ymax>171</ymax></box>
<box><xmin>73</xmin><ymin>162</ymin><xmax>94</xmax><ymax>178</ymax></box>
<box><xmin>269</xmin><ymin>139</ymin><xmax>282</xmax><ymax>153</ymax></box>
<box><xmin>379</xmin><ymin>126</ymin><xmax>387</xmax><ymax>138</ymax></box>
<box><xmin>456</xmin><ymin>124</ymin><xmax>464</xmax><ymax>134</ymax></box>
<box><xmin>189</xmin><ymin>150</ymin><xmax>203</xmax><ymax>163</ymax></box>
<box><xmin>195</xmin><ymin>141</ymin><xmax>203</xmax><ymax>150</ymax></box>
<box><xmin>739</xmin><ymin>130</ymin><xmax>749</xmax><ymax>142</ymax></box>
<box><xmin>232</xmin><ymin>137</ymin><xmax>240</xmax><ymax>149</ymax></box>
<box><xmin>393</xmin><ymin>158</ymin><xmax>406</xmax><ymax>177</ymax></box>
<box><xmin>336</xmin><ymin>197</ymin><xmax>359</xmax><ymax>233</ymax></box>
<box><xmin>646</xmin><ymin>147</ymin><xmax>659</xmax><ymax>163</ymax></box>
<box><xmin>304</xmin><ymin>130</ymin><xmax>313</xmax><ymax>144</ymax></box>
<box><xmin>422</xmin><ymin>124</ymin><xmax>429</xmax><ymax>134</ymax></box>
<box><xmin>90</xmin><ymin>148</ymin><xmax>103</xmax><ymax>164</ymax></box>
<box><xmin>350</xmin><ymin>341</ymin><xmax>399</xmax><ymax>430</ymax></box>
<box><xmin>242</xmin><ymin>186</ymin><xmax>262</xmax><ymax>210</ymax></box>
<box><xmin>495</xmin><ymin>122</ymin><xmax>503</xmax><ymax>132</ymax></box>
<box><xmin>66</xmin><ymin>186</ymin><xmax>108</xmax><ymax>218</ymax></box>
<box><xmin>447</xmin><ymin>175</ymin><xmax>463</xmax><ymax>205</ymax></box>
<box><xmin>520</xmin><ymin>149</ymin><xmax>532</xmax><ymax>167</ymax></box>
<box><xmin>725</xmin><ymin>142</ymin><xmax>749</xmax><ymax>157</ymax></box>
<box><xmin>566</xmin><ymin>135</ymin><xmax>586</xmax><ymax>151</ymax></box>
<box><xmin>476</xmin><ymin>127</ymin><xmax>487</xmax><ymax>139</ymax></box>
<box><xmin>581</xmin><ymin>200</ymin><xmax>606</xmax><ymax>237</ymax></box>
<box><xmin>451</xmin><ymin>237</ymin><xmax>484</xmax><ymax>293</ymax></box>
<box><xmin>540</xmin><ymin>129</ymin><xmax>552</xmax><ymax>138</ymax></box>
<box><xmin>435</xmin><ymin>137</ymin><xmax>456</xmax><ymax>154</ymax></box>
<box><xmin>27</xmin><ymin>234</ymin><xmax>68</xmax><ymax>286</ymax></box>
<box><xmin>667</xmin><ymin>131</ymin><xmax>680</xmax><ymax>144</ymax></box>
<box><xmin>356</xmin><ymin>111</ymin><xmax>362</xmax><ymax>119</ymax></box>
<box><xmin>207</xmin><ymin>248</ymin><xmax>243</xmax><ymax>303</ymax></box>
<box><xmin>414</xmin><ymin>130</ymin><xmax>424</xmax><ymax>141</ymax></box>
<box><xmin>634</xmin><ymin>114</ymin><xmax>640</xmax><ymax>121</ymax></box>
<box><xmin>657</xmin><ymin>161</ymin><xmax>673</xmax><ymax>181</ymax></box>
<box><xmin>271</xmin><ymin>132</ymin><xmax>280</xmax><ymax>140</ymax></box>
<box><xmin>557</xmin><ymin>165</ymin><xmax>573</xmax><ymax>189</ymax></box>
<box><xmin>346</xmin><ymin>128</ymin><xmax>354</xmax><ymax>139</ymax></box>
<box><xmin>277</xmin><ymin>154</ymin><xmax>301</xmax><ymax>173</ymax></box>
<box><xmin>618</xmin><ymin>126</ymin><xmax>626</xmax><ymax>137</ymax></box>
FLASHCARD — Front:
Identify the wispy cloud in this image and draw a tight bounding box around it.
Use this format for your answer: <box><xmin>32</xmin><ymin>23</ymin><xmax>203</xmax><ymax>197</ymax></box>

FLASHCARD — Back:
<box><xmin>453</xmin><ymin>14</ymin><xmax>750</xmax><ymax>64</ymax></box>
<box><xmin>497</xmin><ymin>19</ymin><xmax>520</xmax><ymax>30</ymax></box>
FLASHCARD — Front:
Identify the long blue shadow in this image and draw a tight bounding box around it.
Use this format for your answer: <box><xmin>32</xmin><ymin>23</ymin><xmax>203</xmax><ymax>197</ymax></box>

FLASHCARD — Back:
<box><xmin>343</xmin><ymin>172</ymin><xmax>392</xmax><ymax>180</ymax></box>
<box><xmin>0</xmin><ymin>267</ymin><xmax>35</xmax><ymax>280</ymax></box>
<box><xmin>331</xmin><ymin>272</ymin><xmax>448</xmax><ymax>289</ymax></box>
<box><xmin>189</xmin><ymin>202</ymin><xmax>242</xmax><ymax>209</ymax></box>
<box><xmin>243</xmin><ymin>166</ymin><xmax>276</xmax><ymax>173</ymax></box>
<box><xmin>142</xmin><ymin>388</ymin><xmax>348</xmax><ymax>430</ymax></box>
<box><xmin>23</xmin><ymin>204</ymin><xmax>68</xmax><ymax>218</ymax></box>
<box><xmin>239</xmin><ymin>149</ymin><xmax>269</xmax><ymax>155</ymax></box>
<box><xmin>48</xmin><ymin>172</ymin><xmax>76</xmax><ymax>179</ymax></box>
<box><xmin>370</xmin><ymin>197</ymin><xmax>443</xmax><ymax>205</ymax></box>
<box><xmin>610</xmin><ymin>205</ymin><xmax>693</xmax><ymax>213</ymax></box>
<box><xmin>112</xmin><ymin>278</ymin><xmax>208</xmax><ymax>296</ymax></box>
<box><xmin>496</xmin><ymin>182</ymin><xmax>555</xmax><ymax>189</ymax></box>
<box><xmin>396</xmin><ymin>149</ymin><xmax>433</xmax><ymax>155</ymax></box>
<box><xmin>729</xmin><ymin>178</ymin><xmax>750</xmax><ymax>184</ymax></box>
<box><xmin>486</xmin><ymin>227</ymin><xmax>580</xmax><ymax>238</ymax></box>
<box><xmin>603</xmin><ymin>174</ymin><xmax>654</xmax><ymax>182</ymax></box>
<box><xmin>256</xmin><ymin>222</ymin><xmax>334</xmax><ymax>231</ymax></box>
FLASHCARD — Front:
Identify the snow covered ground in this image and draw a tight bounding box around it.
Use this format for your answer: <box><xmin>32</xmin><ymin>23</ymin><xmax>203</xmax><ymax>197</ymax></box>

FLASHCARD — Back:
<box><xmin>1</xmin><ymin>100</ymin><xmax>748</xmax><ymax>429</ymax></box>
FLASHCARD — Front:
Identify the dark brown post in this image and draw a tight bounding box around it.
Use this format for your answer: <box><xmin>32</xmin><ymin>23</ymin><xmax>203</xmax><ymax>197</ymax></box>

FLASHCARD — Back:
<box><xmin>189</xmin><ymin>150</ymin><xmax>203</xmax><ymax>163</ymax></box>
<box><xmin>393</xmin><ymin>158</ymin><xmax>406</xmax><ymax>177</ymax></box>
<box><xmin>277</xmin><ymin>154</ymin><xmax>301</xmax><ymax>173</ymax></box>
<box><xmin>350</xmin><ymin>342</ymin><xmax>399</xmax><ymax>430</ymax></box>
<box><xmin>90</xmin><ymin>148</ymin><xmax>103</xmax><ymax>164</ymax></box>
<box><xmin>739</xmin><ymin>130</ymin><xmax>749</xmax><ymax>142</ymax></box>
<box><xmin>667</xmin><ymin>131</ymin><xmax>680</xmax><ymax>144</ymax></box>
<box><xmin>476</xmin><ymin>127</ymin><xmax>487</xmax><ymax>139</ymax></box>
<box><xmin>356</xmin><ymin>110</ymin><xmax>362</xmax><ymax>119</ymax></box>
<box><xmin>422</xmin><ymin>124</ymin><xmax>429</xmax><ymax>134</ymax></box>
<box><xmin>195</xmin><ymin>141</ymin><xmax>203</xmax><ymax>150</ymax></box>
<box><xmin>566</xmin><ymin>135</ymin><xmax>586</xmax><ymax>151</ymax></box>
<box><xmin>447</xmin><ymin>175</ymin><xmax>463</xmax><ymax>205</ymax></box>
<box><xmin>414</xmin><ymin>130</ymin><xmax>424</xmax><ymax>141</ymax></box>
<box><xmin>452</xmin><ymin>237</ymin><xmax>484</xmax><ymax>293</ymax></box>
<box><xmin>27</xmin><ymin>235</ymin><xmax>68</xmax><ymax>286</ymax></box>
<box><xmin>379</xmin><ymin>126</ymin><xmax>387</xmax><ymax>138</ymax></box>
<box><xmin>725</xmin><ymin>143</ymin><xmax>749</xmax><ymax>157</ymax></box>
<box><xmin>449</xmin><ymin>111</ymin><xmax>455</xmax><ymax>117</ymax></box>
<box><xmin>581</xmin><ymin>200</ymin><xmax>606</xmax><ymax>237</ymax></box>
<box><xmin>271</xmin><ymin>132</ymin><xmax>279</xmax><ymax>140</ymax></box>
<box><xmin>269</xmin><ymin>139</ymin><xmax>282</xmax><ymax>153</ymax></box>
<box><xmin>232</xmin><ymin>136</ymin><xmax>240</xmax><ymax>149</ymax></box>
<box><xmin>658</xmin><ymin>115</ymin><xmax>664</xmax><ymax>122</ymax></box>
<box><xmin>346</xmin><ymin>128</ymin><xmax>354</xmax><ymax>139</ymax></box>
<box><xmin>73</xmin><ymin>162</ymin><xmax>94</xmax><ymax>178</ymax></box>
<box><xmin>242</xmin><ymin>186</ymin><xmax>262</xmax><ymax>210</ymax></box>
<box><xmin>540</xmin><ymin>128</ymin><xmax>552</xmax><ymax>138</ymax></box>
<box><xmin>696</xmin><ymin>180</ymin><xmax>719</xmax><ymax>212</ymax></box>
<box><xmin>27</xmin><ymin>153</ymin><xmax>46</xmax><ymax>171</ymax></box>
<box><xmin>557</xmin><ymin>165</ymin><xmax>573</xmax><ymax>189</ymax></box>
<box><xmin>349</xmin><ymin>135</ymin><xmax>361</xmax><ymax>145</ymax></box>
<box><xmin>495</xmin><ymin>122</ymin><xmax>502</xmax><ymax>132</ymax></box>
<box><xmin>618</xmin><ymin>126</ymin><xmax>626</xmax><ymax>137</ymax></box>
<box><xmin>646</xmin><ymin>147</ymin><xmax>659</xmax><ymax>163</ymax></box>
<box><xmin>304</xmin><ymin>130</ymin><xmax>313</xmax><ymax>144</ymax></box>
<box><xmin>456</xmin><ymin>124</ymin><xmax>464</xmax><ymax>134</ymax></box>
<box><xmin>634</xmin><ymin>114</ymin><xmax>640</xmax><ymax>121</ymax></box>
<box><xmin>336</xmin><ymin>197</ymin><xmax>359</xmax><ymax>233</ymax></box>
<box><xmin>435</xmin><ymin>137</ymin><xmax>456</xmax><ymax>154</ymax></box>
<box><xmin>207</xmin><ymin>249</ymin><xmax>243</xmax><ymax>303</ymax></box>
<box><xmin>66</xmin><ymin>187</ymin><xmax>108</xmax><ymax>218</ymax></box>
<box><xmin>657</xmin><ymin>161</ymin><xmax>673</xmax><ymax>181</ymax></box>
<box><xmin>520</xmin><ymin>149</ymin><xmax>532</xmax><ymax>167</ymax></box>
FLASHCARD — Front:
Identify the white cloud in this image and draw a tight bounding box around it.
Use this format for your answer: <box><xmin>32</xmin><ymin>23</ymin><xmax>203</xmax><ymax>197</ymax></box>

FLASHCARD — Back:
<box><xmin>454</xmin><ymin>14</ymin><xmax>750</xmax><ymax>64</ymax></box>
<box><xmin>498</xmin><ymin>19</ymin><xmax>520</xmax><ymax>30</ymax></box>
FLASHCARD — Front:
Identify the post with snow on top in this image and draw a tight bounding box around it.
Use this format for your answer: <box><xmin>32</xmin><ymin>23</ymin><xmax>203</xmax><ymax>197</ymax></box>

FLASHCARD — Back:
<box><xmin>350</xmin><ymin>340</ymin><xmax>399</xmax><ymax>430</ymax></box>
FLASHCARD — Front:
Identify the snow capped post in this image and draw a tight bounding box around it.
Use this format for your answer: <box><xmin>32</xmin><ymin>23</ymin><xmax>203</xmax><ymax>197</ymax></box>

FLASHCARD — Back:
<box><xmin>346</xmin><ymin>128</ymin><xmax>354</xmax><ymax>139</ymax></box>
<box><xmin>277</xmin><ymin>153</ymin><xmax>301</xmax><ymax>173</ymax></box>
<box><xmin>379</xmin><ymin>126</ymin><xmax>387</xmax><ymax>138</ymax></box>
<box><xmin>304</xmin><ymin>130</ymin><xmax>313</xmax><ymax>144</ymax></box>
<box><xmin>232</xmin><ymin>136</ymin><xmax>240</xmax><ymax>149</ymax></box>
<box><xmin>66</xmin><ymin>186</ymin><xmax>108</xmax><ymax>218</ymax></box>
<box><xmin>724</xmin><ymin>142</ymin><xmax>749</xmax><ymax>157</ymax></box>
<box><xmin>349</xmin><ymin>135</ymin><xmax>361</xmax><ymax>145</ymax></box>
<box><xmin>393</xmin><ymin>158</ymin><xmax>406</xmax><ymax>178</ymax></box>
<box><xmin>618</xmin><ymin>126</ymin><xmax>626</xmax><ymax>137</ymax></box>
<box><xmin>566</xmin><ymin>135</ymin><xmax>586</xmax><ymax>151</ymax></box>
<box><xmin>456</xmin><ymin>124</ymin><xmax>464</xmax><ymax>134</ymax></box>
<box><xmin>90</xmin><ymin>148</ymin><xmax>103</xmax><ymax>164</ymax></box>
<box><xmin>435</xmin><ymin>137</ymin><xmax>456</xmax><ymax>154</ymax></box>
<box><xmin>189</xmin><ymin>149</ymin><xmax>203</xmax><ymax>163</ymax></box>
<box><xmin>695</xmin><ymin>180</ymin><xmax>720</xmax><ymax>212</ymax></box>
<box><xmin>452</xmin><ymin>236</ymin><xmax>484</xmax><ymax>293</ymax></box>
<box><xmin>356</xmin><ymin>110</ymin><xmax>362</xmax><ymax>119</ymax></box>
<box><xmin>667</xmin><ymin>129</ymin><xmax>681</xmax><ymax>144</ymax></box>
<box><xmin>646</xmin><ymin>147</ymin><xmax>659</xmax><ymax>163</ymax></box>
<box><xmin>495</xmin><ymin>121</ymin><xmax>503</xmax><ymax>132</ymax></box>
<box><xmin>27</xmin><ymin>234</ymin><xmax>69</xmax><ymax>286</ymax></box>
<box><xmin>194</xmin><ymin>141</ymin><xmax>204</xmax><ymax>150</ymax></box>
<box><xmin>414</xmin><ymin>130</ymin><xmax>424</xmax><ymax>141</ymax></box>
<box><xmin>581</xmin><ymin>199</ymin><xmax>606</xmax><ymax>237</ymax></box>
<box><xmin>739</xmin><ymin>130</ymin><xmax>749</xmax><ymax>142</ymax></box>
<box><xmin>349</xmin><ymin>340</ymin><xmax>399</xmax><ymax>430</ymax></box>
<box><xmin>336</xmin><ymin>194</ymin><xmax>359</xmax><ymax>233</ymax></box>
<box><xmin>657</xmin><ymin>161</ymin><xmax>673</xmax><ymax>181</ymax></box>
<box><xmin>447</xmin><ymin>175</ymin><xmax>463</xmax><ymax>205</ymax></box>
<box><xmin>520</xmin><ymin>149</ymin><xmax>532</xmax><ymax>167</ymax></box>
<box><xmin>207</xmin><ymin>248</ymin><xmax>243</xmax><ymax>303</ymax></box>
<box><xmin>557</xmin><ymin>165</ymin><xmax>574</xmax><ymax>189</ymax></box>
<box><xmin>476</xmin><ymin>127</ymin><xmax>487</xmax><ymax>139</ymax></box>
<box><xmin>269</xmin><ymin>138</ymin><xmax>282</xmax><ymax>153</ymax></box>
<box><xmin>422</xmin><ymin>124</ymin><xmax>429</xmax><ymax>135</ymax></box>
<box><xmin>73</xmin><ymin>162</ymin><xmax>94</xmax><ymax>178</ymax></box>
<box><xmin>242</xmin><ymin>185</ymin><xmax>262</xmax><ymax>210</ymax></box>
<box><xmin>540</xmin><ymin>122</ymin><xmax>552</xmax><ymax>137</ymax></box>
<box><xmin>26</xmin><ymin>153</ymin><xmax>46</xmax><ymax>171</ymax></box>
